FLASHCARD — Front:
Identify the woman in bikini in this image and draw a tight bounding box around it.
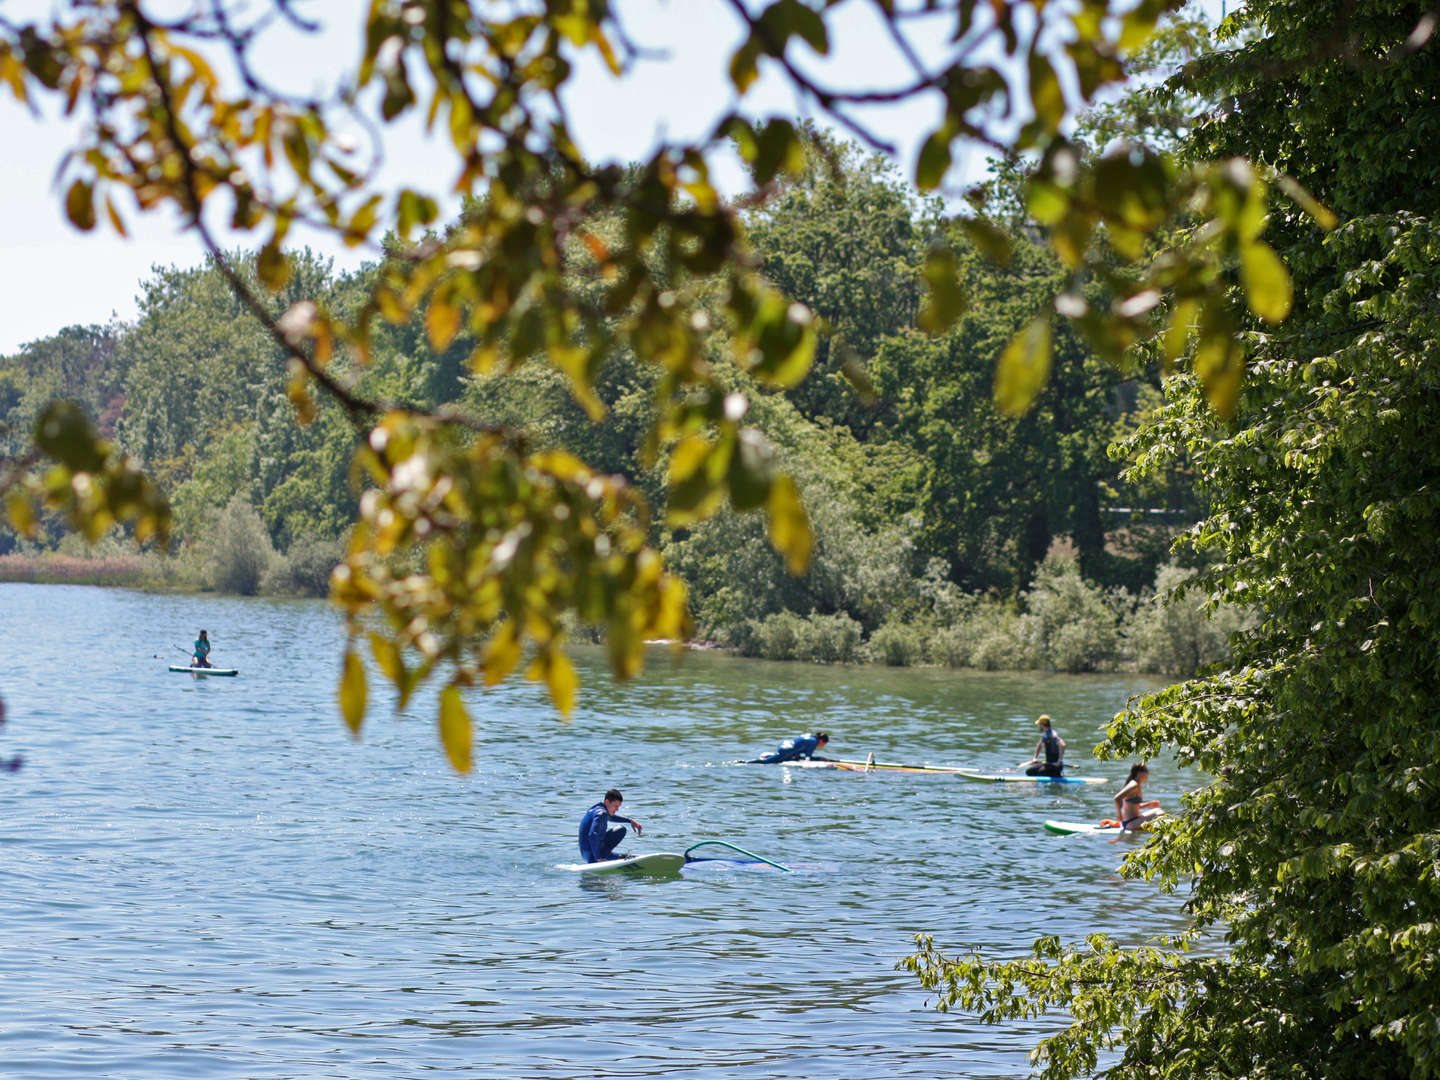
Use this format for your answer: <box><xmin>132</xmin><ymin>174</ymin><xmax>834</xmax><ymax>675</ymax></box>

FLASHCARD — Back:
<box><xmin>1113</xmin><ymin>763</ymin><xmax>1162</xmax><ymax>831</ymax></box>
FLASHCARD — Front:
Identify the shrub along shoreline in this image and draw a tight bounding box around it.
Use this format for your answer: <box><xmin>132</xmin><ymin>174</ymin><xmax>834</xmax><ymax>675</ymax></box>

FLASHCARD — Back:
<box><xmin>2</xmin><ymin>538</ymin><xmax>1248</xmax><ymax>680</ymax></box>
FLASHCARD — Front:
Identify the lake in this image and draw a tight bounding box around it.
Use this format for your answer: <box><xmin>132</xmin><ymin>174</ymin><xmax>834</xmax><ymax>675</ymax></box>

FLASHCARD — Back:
<box><xmin>0</xmin><ymin>582</ymin><xmax>1187</xmax><ymax>1078</ymax></box>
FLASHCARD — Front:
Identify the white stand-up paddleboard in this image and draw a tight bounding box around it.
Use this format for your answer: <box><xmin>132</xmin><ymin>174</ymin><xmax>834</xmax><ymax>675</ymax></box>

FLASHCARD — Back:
<box><xmin>556</xmin><ymin>852</ymin><xmax>687</xmax><ymax>875</ymax></box>
<box><xmin>957</xmin><ymin>768</ymin><xmax>1106</xmax><ymax>785</ymax></box>
<box><xmin>1045</xmin><ymin>817</ymin><xmax>1160</xmax><ymax>836</ymax></box>
<box><xmin>169</xmin><ymin>665</ymin><xmax>239</xmax><ymax>677</ymax></box>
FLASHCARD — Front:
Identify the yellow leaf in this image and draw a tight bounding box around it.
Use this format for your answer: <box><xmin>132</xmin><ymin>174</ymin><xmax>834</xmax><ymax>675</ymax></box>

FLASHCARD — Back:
<box><xmin>483</xmin><ymin>620</ymin><xmax>522</xmax><ymax>686</ymax></box>
<box><xmin>543</xmin><ymin>648</ymin><xmax>578</xmax><ymax>717</ymax></box>
<box><xmin>1240</xmin><ymin>241</ymin><xmax>1293</xmax><ymax>324</ymax></box>
<box><xmin>6</xmin><ymin>492</ymin><xmax>36</xmax><ymax>537</ymax></box>
<box><xmin>994</xmin><ymin>315</ymin><xmax>1053</xmax><ymax>416</ymax></box>
<box><xmin>1195</xmin><ymin>330</ymin><xmax>1245</xmax><ymax>418</ymax></box>
<box><xmin>369</xmin><ymin>632</ymin><xmax>404</xmax><ymax>684</ymax></box>
<box><xmin>426</xmin><ymin>294</ymin><xmax>463</xmax><ymax>351</ymax></box>
<box><xmin>438</xmin><ymin>686</ymin><xmax>473</xmax><ymax>773</ymax></box>
<box><xmin>767</xmin><ymin>473</ymin><xmax>812</xmax><ymax>575</ymax></box>
<box><xmin>1163</xmin><ymin>299</ymin><xmax>1198</xmax><ymax>369</ymax></box>
<box><xmin>339</xmin><ymin>650</ymin><xmax>367</xmax><ymax>736</ymax></box>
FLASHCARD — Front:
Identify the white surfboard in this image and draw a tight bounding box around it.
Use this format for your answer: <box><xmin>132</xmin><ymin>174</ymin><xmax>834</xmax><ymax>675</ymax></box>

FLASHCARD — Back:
<box><xmin>555</xmin><ymin>852</ymin><xmax>686</xmax><ymax>874</ymax></box>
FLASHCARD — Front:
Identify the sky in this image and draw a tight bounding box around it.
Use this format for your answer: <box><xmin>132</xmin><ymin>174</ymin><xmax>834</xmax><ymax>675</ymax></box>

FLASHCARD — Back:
<box><xmin>0</xmin><ymin>0</ymin><xmax>1224</xmax><ymax>356</ymax></box>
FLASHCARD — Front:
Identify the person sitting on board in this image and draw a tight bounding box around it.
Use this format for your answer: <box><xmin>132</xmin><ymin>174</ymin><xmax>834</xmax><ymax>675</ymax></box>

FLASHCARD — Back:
<box><xmin>748</xmin><ymin>731</ymin><xmax>830</xmax><ymax>764</ymax></box>
<box><xmin>192</xmin><ymin>629</ymin><xmax>213</xmax><ymax>669</ymax></box>
<box><xmin>1022</xmin><ymin>715</ymin><xmax>1066</xmax><ymax>776</ymax></box>
<box><xmin>1113</xmin><ymin>763</ymin><xmax>1162</xmax><ymax>831</ymax></box>
<box><xmin>578</xmin><ymin>788</ymin><xmax>643</xmax><ymax>863</ymax></box>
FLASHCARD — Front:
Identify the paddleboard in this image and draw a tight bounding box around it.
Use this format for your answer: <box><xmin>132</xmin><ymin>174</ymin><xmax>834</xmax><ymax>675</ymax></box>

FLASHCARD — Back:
<box><xmin>169</xmin><ymin>665</ymin><xmax>239</xmax><ymax>677</ymax></box>
<box><xmin>1044</xmin><ymin>818</ymin><xmax>1157</xmax><ymax>836</ymax></box>
<box><xmin>957</xmin><ymin>768</ymin><xmax>1106</xmax><ymax>785</ymax></box>
<box><xmin>797</xmin><ymin>758</ymin><xmax>968</xmax><ymax>775</ymax></box>
<box><xmin>556</xmin><ymin>852</ymin><xmax>686</xmax><ymax>875</ymax></box>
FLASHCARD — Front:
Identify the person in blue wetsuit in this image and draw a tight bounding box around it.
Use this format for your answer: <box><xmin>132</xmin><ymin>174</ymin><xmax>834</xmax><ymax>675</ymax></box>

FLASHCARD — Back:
<box><xmin>1022</xmin><ymin>715</ymin><xmax>1066</xmax><ymax>776</ymax></box>
<box><xmin>578</xmin><ymin>789</ymin><xmax>643</xmax><ymax>863</ymax></box>
<box><xmin>192</xmin><ymin>629</ymin><xmax>213</xmax><ymax>668</ymax></box>
<box><xmin>748</xmin><ymin>731</ymin><xmax>830</xmax><ymax>764</ymax></box>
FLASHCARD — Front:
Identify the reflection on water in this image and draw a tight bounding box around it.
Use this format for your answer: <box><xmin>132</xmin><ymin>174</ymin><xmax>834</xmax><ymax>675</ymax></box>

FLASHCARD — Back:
<box><xmin>0</xmin><ymin>583</ymin><xmax>1187</xmax><ymax>1079</ymax></box>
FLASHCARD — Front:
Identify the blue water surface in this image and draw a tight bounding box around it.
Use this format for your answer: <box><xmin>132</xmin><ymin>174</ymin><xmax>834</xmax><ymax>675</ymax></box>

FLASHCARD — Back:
<box><xmin>0</xmin><ymin>583</ymin><xmax>1186</xmax><ymax>1079</ymax></box>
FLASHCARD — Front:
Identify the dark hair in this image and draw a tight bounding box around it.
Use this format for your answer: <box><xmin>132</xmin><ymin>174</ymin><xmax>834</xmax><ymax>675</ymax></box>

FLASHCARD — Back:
<box><xmin>815</xmin><ymin>731</ymin><xmax>830</xmax><ymax>741</ymax></box>
<box><xmin>1127</xmin><ymin>762</ymin><xmax>1149</xmax><ymax>782</ymax></box>
<box><xmin>605</xmin><ymin>788</ymin><xmax>622</xmax><ymax>803</ymax></box>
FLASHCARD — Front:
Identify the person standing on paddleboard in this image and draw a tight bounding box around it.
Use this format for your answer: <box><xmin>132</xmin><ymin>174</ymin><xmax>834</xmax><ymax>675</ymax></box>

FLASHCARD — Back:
<box><xmin>747</xmin><ymin>731</ymin><xmax>830</xmax><ymax>764</ymax></box>
<box><xmin>1022</xmin><ymin>715</ymin><xmax>1065</xmax><ymax>776</ymax></box>
<box><xmin>193</xmin><ymin>629</ymin><xmax>213</xmax><ymax>669</ymax></box>
<box><xmin>578</xmin><ymin>789</ymin><xmax>643</xmax><ymax>863</ymax></box>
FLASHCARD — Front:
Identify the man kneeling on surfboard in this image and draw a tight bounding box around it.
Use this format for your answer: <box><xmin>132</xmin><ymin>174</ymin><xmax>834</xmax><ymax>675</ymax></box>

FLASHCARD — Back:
<box><xmin>1023</xmin><ymin>716</ymin><xmax>1066</xmax><ymax>776</ymax></box>
<box><xmin>748</xmin><ymin>731</ymin><xmax>830</xmax><ymax>764</ymax></box>
<box><xmin>579</xmin><ymin>789</ymin><xmax>644</xmax><ymax>863</ymax></box>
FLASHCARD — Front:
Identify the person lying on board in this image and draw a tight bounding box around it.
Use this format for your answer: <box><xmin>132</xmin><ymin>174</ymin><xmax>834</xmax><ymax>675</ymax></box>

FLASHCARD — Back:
<box><xmin>1020</xmin><ymin>715</ymin><xmax>1065</xmax><ymax>776</ymax></box>
<box><xmin>1113</xmin><ymin>763</ymin><xmax>1163</xmax><ymax>831</ymax></box>
<box><xmin>747</xmin><ymin>731</ymin><xmax>830</xmax><ymax>764</ymax></box>
<box><xmin>192</xmin><ymin>629</ymin><xmax>213</xmax><ymax>668</ymax></box>
<box><xmin>578</xmin><ymin>788</ymin><xmax>643</xmax><ymax>863</ymax></box>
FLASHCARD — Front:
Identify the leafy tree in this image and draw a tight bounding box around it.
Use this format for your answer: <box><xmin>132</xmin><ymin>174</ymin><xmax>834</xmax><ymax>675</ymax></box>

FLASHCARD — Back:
<box><xmin>906</xmin><ymin>3</ymin><xmax>1440</xmax><ymax>1076</ymax></box>
<box><xmin>742</xmin><ymin>130</ymin><xmax>933</xmax><ymax>433</ymax></box>
<box><xmin>0</xmin><ymin>0</ymin><xmax>1319</xmax><ymax>764</ymax></box>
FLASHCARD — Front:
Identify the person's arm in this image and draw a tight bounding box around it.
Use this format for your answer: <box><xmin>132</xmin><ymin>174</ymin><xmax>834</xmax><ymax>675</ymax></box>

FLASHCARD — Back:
<box><xmin>625</xmin><ymin>815</ymin><xmax>642</xmax><ymax>835</ymax></box>
<box><xmin>1020</xmin><ymin>739</ymin><xmax>1042</xmax><ymax>767</ymax></box>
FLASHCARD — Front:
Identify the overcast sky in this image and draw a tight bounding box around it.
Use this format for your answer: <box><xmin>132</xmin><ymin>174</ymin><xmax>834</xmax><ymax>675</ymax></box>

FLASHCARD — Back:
<box><xmin>0</xmin><ymin>0</ymin><xmax>1222</xmax><ymax>355</ymax></box>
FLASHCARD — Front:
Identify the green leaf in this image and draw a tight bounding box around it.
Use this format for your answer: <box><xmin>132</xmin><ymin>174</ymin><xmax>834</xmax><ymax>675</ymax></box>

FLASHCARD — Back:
<box><xmin>767</xmin><ymin>473</ymin><xmax>812</xmax><ymax>575</ymax></box>
<box><xmin>728</xmin><ymin>427</ymin><xmax>776</xmax><ymax>511</ymax></box>
<box><xmin>961</xmin><ymin>219</ymin><xmax>1013</xmax><ymax>266</ymax></box>
<box><xmin>1239</xmin><ymin>241</ymin><xmax>1293</xmax><ymax>323</ymax></box>
<box><xmin>65</xmin><ymin>179</ymin><xmax>96</xmax><ymax>231</ymax></box>
<box><xmin>993</xmin><ymin>314</ymin><xmax>1053</xmax><ymax>416</ymax></box>
<box><xmin>918</xmin><ymin>246</ymin><xmax>968</xmax><ymax>334</ymax></box>
<box><xmin>34</xmin><ymin>400</ymin><xmax>105</xmax><ymax>472</ymax></box>
<box><xmin>438</xmin><ymin>686</ymin><xmax>473</xmax><ymax>773</ymax></box>
<box><xmin>257</xmin><ymin>240</ymin><xmax>291</xmax><ymax>291</ymax></box>
<box><xmin>729</xmin><ymin>36</ymin><xmax>762</xmax><ymax>94</ymax></box>
<box><xmin>916</xmin><ymin>130</ymin><xmax>952</xmax><ymax>192</ymax></box>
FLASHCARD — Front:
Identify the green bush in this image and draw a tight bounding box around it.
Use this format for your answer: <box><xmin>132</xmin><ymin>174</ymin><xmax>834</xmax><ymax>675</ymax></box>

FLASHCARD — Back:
<box><xmin>865</xmin><ymin>620</ymin><xmax>924</xmax><ymax>666</ymax></box>
<box><xmin>207</xmin><ymin>494</ymin><xmax>276</xmax><ymax>596</ymax></box>
<box><xmin>1125</xmin><ymin>562</ymin><xmax>1251</xmax><ymax>676</ymax></box>
<box><xmin>261</xmin><ymin>533</ymin><xmax>345</xmax><ymax>597</ymax></box>
<box><xmin>755</xmin><ymin>610</ymin><xmax>805</xmax><ymax>660</ymax></box>
<box><xmin>1021</xmin><ymin>553</ymin><xmax>1123</xmax><ymax>672</ymax></box>
<box><xmin>795</xmin><ymin>612</ymin><xmax>863</xmax><ymax>663</ymax></box>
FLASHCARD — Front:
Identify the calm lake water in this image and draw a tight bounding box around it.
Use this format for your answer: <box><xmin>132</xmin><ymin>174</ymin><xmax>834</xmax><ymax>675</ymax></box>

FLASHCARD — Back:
<box><xmin>0</xmin><ymin>583</ymin><xmax>1188</xmax><ymax>1079</ymax></box>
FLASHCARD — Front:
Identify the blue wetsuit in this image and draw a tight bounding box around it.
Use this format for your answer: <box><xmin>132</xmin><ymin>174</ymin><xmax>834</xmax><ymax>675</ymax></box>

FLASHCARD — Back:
<box><xmin>578</xmin><ymin>802</ymin><xmax>637</xmax><ymax>863</ymax></box>
<box><xmin>750</xmin><ymin>733</ymin><xmax>824</xmax><ymax>764</ymax></box>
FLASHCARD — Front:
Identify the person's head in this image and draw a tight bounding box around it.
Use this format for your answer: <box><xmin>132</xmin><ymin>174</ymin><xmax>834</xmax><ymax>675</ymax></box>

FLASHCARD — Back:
<box><xmin>815</xmin><ymin>732</ymin><xmax>829</xmax><ymax>746</ymax></box>
<box><xmin>1127</xmin><ymin>763</ymin><xmax>1149</xmax><ymax>783</ymax></box>
<box><xmin>1035</xmin><ymin>715</ymin><xmax>1051</xmax><ymax>730</ymax></box>
<box><xmin>604</xmin><ymin>788</ymin><xmax>623</xmax><ymax>812</ymax></box>
<box><xmin>199</xmin><ymin>629</ymin><xmax>208</xmax><ymax>638</ymax></box>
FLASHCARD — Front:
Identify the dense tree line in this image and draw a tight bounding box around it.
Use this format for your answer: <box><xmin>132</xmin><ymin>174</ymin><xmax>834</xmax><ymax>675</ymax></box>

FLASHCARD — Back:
<box><xmin>0</xmin><ymin>129</ymin><xmax>1228</xmax><ymax>675</ymax></box>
